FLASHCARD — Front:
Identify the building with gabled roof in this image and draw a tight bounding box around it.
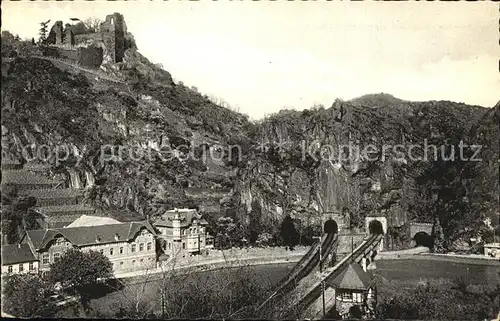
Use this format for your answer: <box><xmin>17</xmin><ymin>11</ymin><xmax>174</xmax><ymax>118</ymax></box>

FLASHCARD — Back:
<box><xmin>1</xmin><ymin>244</ymin><xmax>39</xmax><ymax>275</ymax></box>
<box><xmin>21</xmin><ymin>220</ymin><xmax>157</xmax><ymax>274</ymax></box>
<box><xmin>154</xmin><ymin>208</ymin><xmax>213</xmax><ymax>256</ymax></box>
<box><xmin>330</xmin><ymin>263</ymin><xmax>375</xmax><ymax>318</ymax></box>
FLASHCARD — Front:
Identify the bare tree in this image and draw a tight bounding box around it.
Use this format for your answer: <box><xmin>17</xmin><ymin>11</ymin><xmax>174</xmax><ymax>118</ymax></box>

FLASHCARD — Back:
<box><xmin>101</xmin><ymin>247</ymin><xmax>279</xmax><ymax>319</ymax></box>
<box><xmin>83</xmin><ymin>17</ymin><xmax>103</xmax><ymax>33</ymax></box>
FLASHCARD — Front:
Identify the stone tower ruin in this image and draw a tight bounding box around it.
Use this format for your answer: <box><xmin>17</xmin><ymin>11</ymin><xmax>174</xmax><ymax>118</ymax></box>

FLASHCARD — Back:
<box><xmin>100</xmin><ymin>13</ymin><xmax>126</xmax><ymax>63</ymax></box>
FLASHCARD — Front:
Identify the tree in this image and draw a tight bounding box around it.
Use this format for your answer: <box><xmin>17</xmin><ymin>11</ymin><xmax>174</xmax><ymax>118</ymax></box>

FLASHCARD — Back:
<box><xmin>375</xmin><ymin>280</ymin><xmax>500</xmax><ymax>321</ymax></box>
<box><xmin>349</xmin><ymin>305</ymin><xmax>363</xmax><ymax>319</ymax></box>
<box><xmin>83</xmin><ymin>17</ymin><xmax>103</xmax><ymax>33</ymax></box>
<box><xmin>39</xmin><ymin>20</ymin><xmax>50</xmax><ymax>44</ymax></box>
<box><xmin>247</xmin><ymin>199</ymin><xmax>264</xmax><ymax>244</ymax></box>
<box><xmin>48</xmin><ymin>248</ymin><xmax>113</xmax><ymax>313</ymax></box>
<box><xmin>2</xmin><ymin>273</ymin><xmax>56</xmax><ymax>317</ymax></box>
<box><xmin>432</xmin><ymin>216</ymin><xmax>445</xmax><ymax>253</ymax></box>
<box><xmin>1</xmin><ymin>188</ymin><xmax>39</xmax><ymax>244</ymax></box>
<box><xmin>280</xmin><ymin>215</ymin><xmax>299</xmax><ymax>250</ymax></box>
<box><xmin>215</xmin><ymin>216</ymin><xmax>246</xmax><ymax>249</ymax></box>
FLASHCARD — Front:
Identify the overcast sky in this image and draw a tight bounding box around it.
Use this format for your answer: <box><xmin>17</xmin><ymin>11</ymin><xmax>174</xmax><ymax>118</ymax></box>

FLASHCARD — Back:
<box><xmin>3</xmin><ymin>1</ymin><xmax>499</xmax><ymax>119</ymax></box>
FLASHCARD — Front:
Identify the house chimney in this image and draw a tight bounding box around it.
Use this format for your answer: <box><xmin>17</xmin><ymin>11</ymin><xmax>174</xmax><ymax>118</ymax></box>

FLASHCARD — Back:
<box><xmin>18</xmin><ymin>244</ymin><xmax>21</xmax><ymax>249</ymax></box>
<box><xmin>114</xmin><ymin>233</ymin><xmax>120</xmax><ymax>241</ymax></box>
<box><xmin>95</xmin><ymin>235</ymin><xmax>101</xmax><ymax>243</ymax></box>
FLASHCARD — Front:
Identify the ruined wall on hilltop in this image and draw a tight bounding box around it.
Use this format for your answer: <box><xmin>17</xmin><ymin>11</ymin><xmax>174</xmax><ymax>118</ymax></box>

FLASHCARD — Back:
<box><xmin>57</xmin><ymin>48</ymin><xmax>78</xmax><ymax>61</ymax></box>
<box><xmin>77</xmin><ymin>46</ymin><xmax>104</xmax><ymax>68</ymax></box>
<box><xmin>44</xmin><ymin>12</ymin><xmax>127</xmax><ymax>66</ymax></box>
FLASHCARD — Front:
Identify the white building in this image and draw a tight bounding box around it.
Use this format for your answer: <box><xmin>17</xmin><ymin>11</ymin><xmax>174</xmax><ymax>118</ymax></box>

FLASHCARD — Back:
<box><xmin>154</xmin><ymin>208</ymin><xmax>214</xmax><ymax>256</ymax></box>
<box><xmin>1</xmin><ymin>244</ymin><xmax>39</xmax><ymax>275</ymax></box>
<box><xmin>484</xmin><ymin>243</ymin><xmax>500</xmax><ymax>258</ymax></box>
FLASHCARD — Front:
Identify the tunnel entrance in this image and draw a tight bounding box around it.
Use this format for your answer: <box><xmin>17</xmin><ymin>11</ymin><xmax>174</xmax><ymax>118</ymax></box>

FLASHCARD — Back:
<box><xmin>369</xmin><ymin>220</ymin><xmax>384</xmax><ymax>234</ymax></box>
<box><xmin>413</xmin><ymin>231</ymin><xmax>434</xmax><ymax>248</ymax></box>
<box><xmin>324</xmin><ymin>219</ymin><xmax>338</xmax><ymax>234</ymax></box>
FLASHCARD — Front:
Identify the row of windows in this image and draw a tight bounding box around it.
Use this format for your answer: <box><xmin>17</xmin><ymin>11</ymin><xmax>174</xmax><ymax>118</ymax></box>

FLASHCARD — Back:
<box><xmin>111</xmin><ymin>257</ymin><xmax>154</xmax><ymax>270</ymax></box>
<box><xmin>42</xmin><ymin>252</ymin><xmax>59</xmax><ymax>264</ymax></box>
<box><xmin>171</xmin><ymin>228</ymin><xmax>204</xmax><ymax>236</ymax></box>
<box><xmin>167</xmin><ymin>240</ymin><xmax>204</xmax><ymax>250</ymax></box>
<box><xmin>7</xmin><ymin>263</ymin><xmax>36</xmax><ymax>273</ymax></box>
<box><xmin>41</xmin><ymin>242</ymin><xmax>153</xmax><ymax>264</ymax></box>
<box><xmin>338</xmin><ymin>291</ymin><xmax>365</xmax><ymax>303</ymax></box>
<box><xmin>98</xmin><ymin>242</ymin><xmax>153</xmax><ymax>256</ymax></box>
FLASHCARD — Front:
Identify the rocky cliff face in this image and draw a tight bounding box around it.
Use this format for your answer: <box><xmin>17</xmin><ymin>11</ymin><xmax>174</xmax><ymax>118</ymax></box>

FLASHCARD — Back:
<box><xmin>235</xmin><ymin>96</ymin><xmax>499</xmax><ymax>246</ymax></box>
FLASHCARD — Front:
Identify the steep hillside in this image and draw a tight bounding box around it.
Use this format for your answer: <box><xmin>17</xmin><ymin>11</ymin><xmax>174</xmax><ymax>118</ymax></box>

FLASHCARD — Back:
<box><xmin>1</xmin><ymin>38</ymin><xmax>255</xmax><ymax>223</ymax></box>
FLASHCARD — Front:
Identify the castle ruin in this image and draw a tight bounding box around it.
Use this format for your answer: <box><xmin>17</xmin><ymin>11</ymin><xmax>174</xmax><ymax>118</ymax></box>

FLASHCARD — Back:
<box><xmin>45</xmin><ymin>13</ymin><xmax>127</xmax><ymax>67</ymax></box>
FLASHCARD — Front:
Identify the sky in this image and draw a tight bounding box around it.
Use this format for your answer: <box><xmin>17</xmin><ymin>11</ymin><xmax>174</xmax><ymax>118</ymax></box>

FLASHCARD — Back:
<box><xmin>2</xmin><ymin>1</ymin><xmax>499</xmax><ymax>119</ymax></box>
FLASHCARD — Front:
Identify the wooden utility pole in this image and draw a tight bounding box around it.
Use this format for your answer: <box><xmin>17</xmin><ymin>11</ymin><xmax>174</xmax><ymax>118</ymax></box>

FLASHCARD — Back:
<box><xmin>161</xmin><ymin>272</ymin><xmax>165</xmax><ymax>318</ymax></box>
<box><xmin>313</xmin><ymin>235</ymin><xmax>326</xmax><ymax>317</ymax></box>
<box><xmin>351</xmin><ymin>235</ymin><xmax>354</xmax><ymax>262</ymax></box>
<box><xmin>314</xmin><ymin>187</ymin><xmax>326</xmax><ymax>318</ymax></box>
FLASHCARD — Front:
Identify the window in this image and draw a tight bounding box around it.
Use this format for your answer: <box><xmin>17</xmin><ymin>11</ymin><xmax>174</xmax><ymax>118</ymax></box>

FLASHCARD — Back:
<box><xmin>341</xmin><ymin>291</ymin><xmax>353</xmax><ymax>302</ymax></box>
<box><xmin>99</xmin><ymin>249</ymin><xmax>104</xmax><ymax>255</ymax></box>
<box><xmin>132</xmin><ymin>260</ymin><xmax>136</xmax><ymax>266</ymax></box>
<box><xmin>8</xmin><ymin>266</ymin><xmax>13</xmax><ymax>273</ymax></box>
<box><xmin>120</xmin><ymin>247</ymin><xmax>123</xmax><ymax>254</ymax></box>
<box><xmin>353</xmin><ymin>292</ymin><xmax>363</xmax><ymax>303</ymax></box>
<box><xmin>120</xmin><ymin>262</ymin><xmax>123</xmax><ymax>268</ymax></box>
<box><xmin>147</xmin><ymin>242</ymin><xmax>152</xmax><ymax>251</ymax></box>
<box><xmin>29</xmin><ymin>262</ymin><xmax>34</xmax><ymax>271</ymax></box>
<box><xmin>110</xmin><ymin>248</ymin><xmax>114</xmax><ymax>256</ymax></box>
<box><xmin>42</xmin><ymin>253</ymin><xmax>49</xmax><ymax>264</ymax></box>
<box><xmin>131</xmin><ymin>244</ymin><xmax>136</xmax><ymax>253</ymax></box>
<box><xmin>19</xmin><ymin>264</ymin><xmax>24</xmax><ymax>272</ymax></box>
<box><xmin>139</xmin><ymin>243</ymin><xmax>144</xmax><ymax>251</ymax></box>
<box><xmin>182</xmin><ymin>243</ymin><xmax>186</xmax><ymax>249</ymax></box>
<box><xmin>53</xmin><ymin>253</ymin><xmax>60</xmax><ymax>261</ymax></box>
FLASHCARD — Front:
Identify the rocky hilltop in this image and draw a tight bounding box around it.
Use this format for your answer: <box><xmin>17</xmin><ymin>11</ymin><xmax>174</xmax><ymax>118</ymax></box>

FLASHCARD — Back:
<box><xmin>1</xmin><ymin>18</ymin><xmax>498</xmax><ymax>251</ymax></box>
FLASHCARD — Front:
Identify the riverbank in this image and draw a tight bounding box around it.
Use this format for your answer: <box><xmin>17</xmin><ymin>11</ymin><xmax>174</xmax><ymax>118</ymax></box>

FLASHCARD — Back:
<box><xmin>377</xmin><ymin>247</ymin><xmax>500</xmax><ymax>266</ymax></box>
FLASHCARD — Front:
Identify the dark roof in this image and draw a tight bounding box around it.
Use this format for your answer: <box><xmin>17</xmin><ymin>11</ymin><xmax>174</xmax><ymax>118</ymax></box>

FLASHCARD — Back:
<box><xmin>154</xmin><ymin>208</ymin><xmax>208</xmax><ymax>227</ymax></box>
<box><xmin>20</xmin><ymin>188</ymin><xmax>83</xmax><ymax>199</ymax></box>
<box><xmin>331</xmin><ymin>263</ymin><xmax>372</xmax><ymax>291</ymax></box>
<box><xmin>1</xmin><ymin>244</ymin><xmax>37</xmax><ymax>265</ymax></box>
<box><xmin>36</xmin><ymin>204</ymin><xmax>95</xmax><ymax>214</ymax></box>
<box><xmin>26</xmin><ymin>221</ymin><xmax>157</xmax><ymax>250</ymax></box>
<box><xmin>1</xmin><ymin>170</ymin><xmax>62</xmax><ymax>186</ymax></box>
